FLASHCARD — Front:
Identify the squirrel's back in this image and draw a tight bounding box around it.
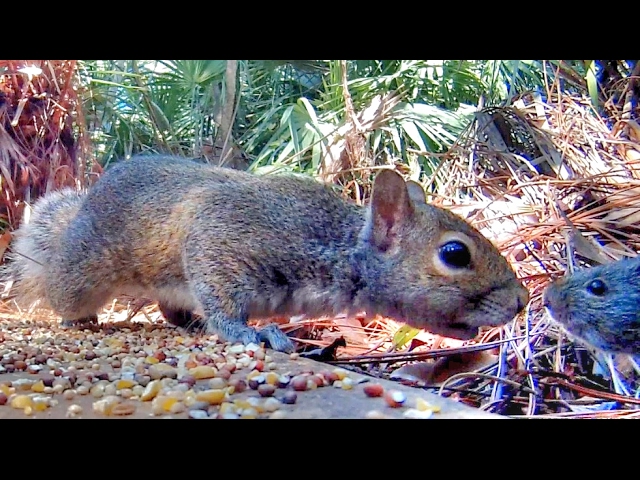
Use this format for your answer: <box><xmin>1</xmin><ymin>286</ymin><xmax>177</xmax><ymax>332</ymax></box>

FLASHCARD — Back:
<box><xmin>80</xmin><ymin>155</ymin><xmax>363</xmax><ymax>250</ymax></box>
<box><xmin>60</xmin><ymin>156</ymin><xmax>365</xmax><ymax>301</ymax></box>
<box><xmin>8</xmin><ymin>155</ymin><xmax>364</xmax><ymax>327</ymax></box>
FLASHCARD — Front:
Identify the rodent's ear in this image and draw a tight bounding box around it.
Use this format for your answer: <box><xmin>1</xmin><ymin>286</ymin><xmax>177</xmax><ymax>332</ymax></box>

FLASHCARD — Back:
<box><xmin>368</xmin><ymin>169</ymin><xmax>414</xmax><ymax>252</ymax></box>
<box><xmin>406</xmin><ymin>181</ymin><xmax>426</xmax><ymax>205</ymax></box>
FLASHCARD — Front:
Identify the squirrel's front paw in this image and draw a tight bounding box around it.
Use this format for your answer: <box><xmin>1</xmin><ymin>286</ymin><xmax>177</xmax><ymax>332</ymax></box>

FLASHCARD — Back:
<box><xmin>61</xmin><ymin>316</ymin><xmax>98</xmax><ymax>328</ymax></box>
<box><xmin>257</xmin><ymin>324</ymin><xmax>295</xmax><ymax>353</ymax></box>
<box><xmin>207</xmin><ymin>316</ymin><xmax>295</xmax><ymax>353</ymax></box>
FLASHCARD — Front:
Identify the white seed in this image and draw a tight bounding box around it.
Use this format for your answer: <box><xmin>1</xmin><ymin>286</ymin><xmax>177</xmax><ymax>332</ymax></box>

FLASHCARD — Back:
<box><xmin>76</xmin><ymin>385</ymin><xmax>89</xmax><ymax>395</ymax></box>
<box><xmin>263</xmin><ymin>397</ymin><xmax>281</xmax><ymax>412</ymax></box>
<box><xmin>403</xmin><ymin>408</ymin><xmax>434</xmax><ymax>419</ymax></box>
<box><xmin>188</xmin><ymin>409</ymin><xmax>209</xmax><ymax>419</ymax></box>
<box><xmin>119</xmin><ymin>388</ymin><xmax>133</xmax><ymax>399</ymax></box>
<box><xmin>62</xmin><ymin>389</ymin><xmax>76</xmax><ymax>400</ymax></box>
<box><xmin>66</xmin><ymin>404</ymin><xmax>83</xmax><ymax>417</ymax></box>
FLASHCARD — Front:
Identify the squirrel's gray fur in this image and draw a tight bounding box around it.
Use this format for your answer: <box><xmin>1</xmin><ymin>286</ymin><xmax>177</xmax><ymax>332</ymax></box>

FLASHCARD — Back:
<box><xmin>7</xmin><ymin>155</ymin><xmax>529</xmax><ymax>352</ymax></box>
<box><xmin>544</xmin><ymin>257</ymin><xmax>640</xmax><ymax>354</ymax></box>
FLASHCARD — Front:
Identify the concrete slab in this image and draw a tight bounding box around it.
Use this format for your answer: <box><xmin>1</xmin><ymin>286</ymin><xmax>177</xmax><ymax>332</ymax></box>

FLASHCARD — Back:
<box><xmin>0</xmin><ymin>351</ymin><xmax>499</xmax><ymax>419</ymax></box>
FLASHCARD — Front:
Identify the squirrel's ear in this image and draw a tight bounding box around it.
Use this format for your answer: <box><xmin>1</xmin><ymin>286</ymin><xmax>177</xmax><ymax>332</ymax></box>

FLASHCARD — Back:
<box><xmin>406</xmin><ymin>181</ymin><xmax>426</xmax><ymax>205</ymax></box>
<box><xmin>368</xmin><ymin>169</ymin><xmax>414</xmax><ymax>252</ymax></box>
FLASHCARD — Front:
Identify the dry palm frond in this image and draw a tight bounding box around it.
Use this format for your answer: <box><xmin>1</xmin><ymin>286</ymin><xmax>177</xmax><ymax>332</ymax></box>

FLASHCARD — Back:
<box><xmin>319</xmin><ymin>61</ymin><xmax>402</xmax><ymax>202</ymax></box>
<box><xmin>0</xmin><ymin>60</ymin><xmax>96</xmax><ymax>238</ymax></box>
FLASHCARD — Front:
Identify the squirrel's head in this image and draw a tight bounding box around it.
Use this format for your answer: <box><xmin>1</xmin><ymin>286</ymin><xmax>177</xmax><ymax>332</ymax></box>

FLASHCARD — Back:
<box><xmin>543</xmin><ymin>258</ymin><xmax>640</xmax><ymax>354</ymax></box>
<box><xmin>359</xmin><ymin>169</ymin><xmax>529</xmax><ymax>340</ymax></box>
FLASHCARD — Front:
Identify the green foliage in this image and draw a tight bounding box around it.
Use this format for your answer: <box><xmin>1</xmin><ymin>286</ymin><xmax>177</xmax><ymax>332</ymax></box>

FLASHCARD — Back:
<box><xmin>584</xmin><ymin>60</ymin><xmax>600</xmax><ymax>110</ymax></box>
<box><xmin>78</xmin><ymin>60</ymin><xmax>588</xmax><ymax>177</ymax></box>
<box><xmin>80</xmin><ymin>60</ymin><xmax>227</xmax><ymax>166</ymax></box>
<box><xmin>391</xmin><ymin>324</ymin><xmax>421</xmax><ymax>350</ymax></box>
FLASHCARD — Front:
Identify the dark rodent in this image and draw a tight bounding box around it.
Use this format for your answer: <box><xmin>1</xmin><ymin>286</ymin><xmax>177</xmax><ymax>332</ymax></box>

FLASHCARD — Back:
<box><xmin>543</xmin><ymin>256</ymin><xmax>640</xmax><ymax>354</ymax></box>
<box><xmin>7</xmin><ymin>155</ymin><xmax>529</xmax><ymax>352</ymax></box>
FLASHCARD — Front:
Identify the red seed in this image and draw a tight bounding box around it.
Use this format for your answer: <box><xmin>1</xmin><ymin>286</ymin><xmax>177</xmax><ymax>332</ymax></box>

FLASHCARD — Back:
<box><xmin>291</xmin><ymin>375</ymin><xmax>308</xmax><ymax>392</ymax></box>
<box><xmin>321</xmin><ymin>371</ymin><xmax>339</xmax><ymax>384</ymax></box>
<box><xmin>258</xmin><ymin>384</ymin><xmax>276</xmax><ymax>397</ymax></box>
<box><xmin>229</xmin><ymin>379</ymin><xmax>247</xmax><ymax>393</ymax></box>
<box><xmin>363</xmin><ymin>383</ymin><xmax>384</xmax><ymax>398</ymax></box>
<box><xmin>34</xmin><ymin>355</ymin><xmax>48</xmax><ymax>364</ymax></box>
<box><xmin>41</xmin><ymin>374</ymin><xmax>55</xmax><ymax>387</ymax></box>
<box><xmin>14</xmin><ymin>361</ymin><xmax>27</xmax><ymax>371</ymax></box>
<box><xmin>309</xmin><ymin>375</ymin><xmax>325</xmax><ymax>388</ymax></box>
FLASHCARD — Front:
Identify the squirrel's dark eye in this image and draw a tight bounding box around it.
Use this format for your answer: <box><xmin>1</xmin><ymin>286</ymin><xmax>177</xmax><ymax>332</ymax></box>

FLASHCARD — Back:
<box><xmin>439</xmin><ymin>241</ymin><xmax>472</xmax><ymax>269</ymax></box>
<box><xmin>586</xmin><ymin>279</ymin><xmax>607</xmax><ymax>296</ymax></box>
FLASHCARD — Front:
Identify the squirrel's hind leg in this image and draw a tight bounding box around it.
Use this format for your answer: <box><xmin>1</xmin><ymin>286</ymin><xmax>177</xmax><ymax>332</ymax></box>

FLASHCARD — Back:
<box><xmin>158</xmin><ymin>304</ymin><xmax>206</xmax><ymax>333</ymax></box>
<box><xmin>47</xmin><ymin>275</ymin><xmax>112</xmax><ymax>328</ymax></box>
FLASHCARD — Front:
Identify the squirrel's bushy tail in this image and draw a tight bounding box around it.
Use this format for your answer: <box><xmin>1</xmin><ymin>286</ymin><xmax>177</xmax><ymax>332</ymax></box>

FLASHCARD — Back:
<box><xmin>5</xmin><ymin>189</ymin><xmax>84</xmax><ymax>307</ymax></box>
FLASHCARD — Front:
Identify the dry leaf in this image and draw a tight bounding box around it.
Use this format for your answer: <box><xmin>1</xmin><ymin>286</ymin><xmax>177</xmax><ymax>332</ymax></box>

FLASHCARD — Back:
<box><xmin>0</xmin><ymin>231</ymin><xmax>12</xmax><ymax>262</ymax></box>
<box><xmin>391</xmin><ymin>351</ymin><xmax>498</xmax><ymax>386</ymax></box>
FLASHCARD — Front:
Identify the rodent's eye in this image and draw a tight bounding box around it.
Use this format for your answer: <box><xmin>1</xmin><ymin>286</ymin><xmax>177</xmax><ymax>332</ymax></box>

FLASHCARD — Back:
<box><xmin>586</xmin><ymin>279</ymin><xmax>607</xmax><ymax>296</ymax></box>
<box><xmin>438</xmin><ymin>241</ymin><xmax>472</xmax><ymax>269</ymax></box>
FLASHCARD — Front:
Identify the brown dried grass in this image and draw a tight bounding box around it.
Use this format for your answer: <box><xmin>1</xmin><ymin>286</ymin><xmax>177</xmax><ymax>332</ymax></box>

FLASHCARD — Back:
<box><xmin>0</xmin><ymin>60</ymin><xmax>98</xmax><ymax>236</ymax></box>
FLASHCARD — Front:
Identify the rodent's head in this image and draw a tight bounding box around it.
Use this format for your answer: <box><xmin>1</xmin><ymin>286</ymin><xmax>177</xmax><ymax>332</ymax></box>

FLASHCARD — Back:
<box><xmin>543</xmin><ymin>257</ymin><xmax>640</xmax><ymax>354</ymax></box>
<box><xmin>360</xmin><ymin>169</ymin><xmax>529</xmax><ymax>340</ymax></box>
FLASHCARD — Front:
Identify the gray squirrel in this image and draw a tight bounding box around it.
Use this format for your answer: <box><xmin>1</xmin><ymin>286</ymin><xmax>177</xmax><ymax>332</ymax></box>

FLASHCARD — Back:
<box><xmin>7</xmin><ymin>155</ymin><xmax>529</xmax><ymax>352</ymax></box>
<box><xmin>544</xmin><ymin>257</ymin><xmax>640</xmax><ymax>354</ymax></box>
